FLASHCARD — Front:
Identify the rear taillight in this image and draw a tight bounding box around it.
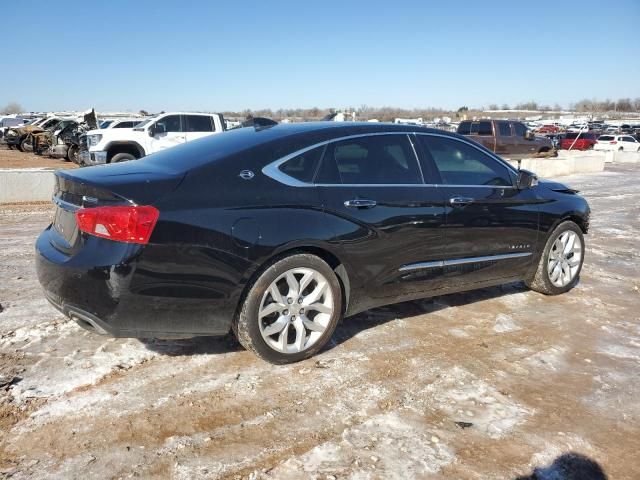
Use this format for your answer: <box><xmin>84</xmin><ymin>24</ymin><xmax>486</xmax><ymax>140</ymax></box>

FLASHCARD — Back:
<box><xmin>75</xmin><ymin>205</ymin><xmax>159</xmax><ymax>244</ymax></box>
<box><xmin>610</xmin><ymin>141</ymin><xmax>617</xmax><ymax>144</ymax></box>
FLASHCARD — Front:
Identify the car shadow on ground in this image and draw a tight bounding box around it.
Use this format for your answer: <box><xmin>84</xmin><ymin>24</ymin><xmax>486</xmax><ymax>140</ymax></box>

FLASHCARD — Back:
<box><xmin>515</xmin><ymin>452</ymin><xmax>607</xmax><ymax>480</ymax></box>
<box><xmin>140</xmin><ymin>281</ymin><xmax>528</xmax><ymax>357</ymax></box>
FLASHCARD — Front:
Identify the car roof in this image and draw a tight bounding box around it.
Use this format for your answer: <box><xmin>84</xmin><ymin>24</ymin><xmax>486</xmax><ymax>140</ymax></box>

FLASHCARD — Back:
<box><xmin>230</xmin><ymin>121</ymin><xmax>450</xmax><ymax>138</ymax></box>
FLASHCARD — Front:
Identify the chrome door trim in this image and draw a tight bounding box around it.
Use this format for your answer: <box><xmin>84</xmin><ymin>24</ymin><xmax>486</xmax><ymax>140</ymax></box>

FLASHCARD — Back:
<box><xmin>399</xmin><ymin>252</ymin><xmax>532</xmax><ymax>272</ymax></box>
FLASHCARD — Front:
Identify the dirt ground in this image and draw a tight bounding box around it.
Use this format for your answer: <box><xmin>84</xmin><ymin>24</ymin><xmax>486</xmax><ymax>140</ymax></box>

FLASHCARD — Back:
<box><xmin>0</xmin><ymin>145</ymin><xmax>76</xmax><ymax>170</ymax></box>
<box><xmin>0</xmin><ymin>164</ymin><xmax>639</xmax><ymax>479</ymax></box>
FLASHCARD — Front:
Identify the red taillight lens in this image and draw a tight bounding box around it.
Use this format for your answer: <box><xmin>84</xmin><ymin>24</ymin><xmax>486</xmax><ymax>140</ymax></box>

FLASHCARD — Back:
<box><xmin>75</xmin><ymin>205</ymin><xmax>159</xmax><ymax>244</ymax></box>
<box><xmin>610</xmin><ymin>141</ymin><xmax>617</xmax><ymax>144</ymax></box>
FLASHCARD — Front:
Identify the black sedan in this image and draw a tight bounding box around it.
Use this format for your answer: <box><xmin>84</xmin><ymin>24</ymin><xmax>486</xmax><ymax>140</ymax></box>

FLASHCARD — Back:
<box><xmin>36</xmin><ymin>122</ymin><xmax>590</xmax><ymax>363</ymax></box>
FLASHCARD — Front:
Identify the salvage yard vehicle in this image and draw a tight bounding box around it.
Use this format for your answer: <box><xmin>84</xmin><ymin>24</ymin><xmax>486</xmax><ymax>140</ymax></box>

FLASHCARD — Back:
<box><xmin>81</xmin><ymin>112</ymin><xmax>225</xmax><ymax>165</ymax></box>
<box><xmin>32</xmin><ymin>119</ymin><xmax>78</xmax><ymax>155</ymax></box>
<box><xmin>560</xmin><ymin>132</ymin><xmax>598</xmax><ymax>150</ymax></box>
<box><xmin>36</xmin><ymin>122</ymin><xmax>590</xmax><ymax>364</ymax></box>
<box><xmin>4</xmin><ymin>117</ymin><xmax>62</xmax><ymax>151</ymax></box>
<box><xmin>594</xmin><ymin>134</ymin><xmax>640</xmax><ymax>152</ymax></box>
<box><xmin>457</xmin><ymin>120</ymin><xmax>555</xmax><ymax>158</ymax></box>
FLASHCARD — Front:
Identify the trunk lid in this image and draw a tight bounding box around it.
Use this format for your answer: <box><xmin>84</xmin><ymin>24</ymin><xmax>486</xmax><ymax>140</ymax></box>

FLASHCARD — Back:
<box><xmin>50</xmin><ymin>161</ymin><xmax>185</xmax><ymax>252</ymax></box>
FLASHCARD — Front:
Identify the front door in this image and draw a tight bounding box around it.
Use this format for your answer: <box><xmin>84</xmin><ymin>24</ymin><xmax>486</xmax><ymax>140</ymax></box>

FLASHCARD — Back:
<box><xmin>149</xmin><ymin>114</ymin><xmax>186</xmax><ymax>152</ymax></box>
<box><xmin>415</xmin><ymin>134</ymin><xmax>540</xmax><ymax>287</ymax></box>
<box><xmin>315</xmin><ymin>133</ymin><xmax>446</xmax><ymax>309</ymax></box>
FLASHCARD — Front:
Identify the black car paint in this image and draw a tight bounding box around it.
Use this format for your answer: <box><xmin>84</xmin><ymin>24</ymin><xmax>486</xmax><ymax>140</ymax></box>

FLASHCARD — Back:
<box><xmin>35</xmin><ymin>123</ymin><xmax>590</xmax><ymax>338</ymax></box>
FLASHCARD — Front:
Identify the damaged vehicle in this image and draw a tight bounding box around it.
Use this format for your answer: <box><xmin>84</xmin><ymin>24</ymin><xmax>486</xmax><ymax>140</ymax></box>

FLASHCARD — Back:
<box><xmin>5</xmin><ymin>117</ymin><xmax>62</xmax><ymax>151</ymax></box>
<box><xmin>47</xmin><ymin>110</ymin><xmax>99</xmax><ymax>162</ymax></box>
<box><xmin>32</xmin><ymin>119</ymin><xmax>78</xmax><ymax>155</ymax></box>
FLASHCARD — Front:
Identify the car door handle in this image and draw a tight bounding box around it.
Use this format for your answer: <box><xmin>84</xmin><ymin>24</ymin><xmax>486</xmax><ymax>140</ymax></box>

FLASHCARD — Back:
<box><xmin>449</xmin><ymin>196</ymin><xmax>474</xmax><ymax>207</ymax></box>
<box><xmin>344</xmin><ymin>199</ymin><xmax>377</xmax><ymax>209</ymax></box>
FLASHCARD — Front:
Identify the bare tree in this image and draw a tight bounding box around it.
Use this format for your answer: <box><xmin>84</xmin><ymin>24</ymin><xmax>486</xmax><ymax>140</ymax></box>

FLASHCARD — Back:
<box><xmin>1</xmin><ymin>102</ymin><xmax>23</xmax><ymax>114</ymax></box>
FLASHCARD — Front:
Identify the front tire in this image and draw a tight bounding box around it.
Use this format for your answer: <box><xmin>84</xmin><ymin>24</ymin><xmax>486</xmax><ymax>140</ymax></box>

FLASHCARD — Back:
<box><xmin>110</xmin><ymin>153</ymin><xmax>136</xmax><ymax>163</ymax></box>
<box><xmin>234</xmin><ymin>254</ymin><xmax>343</xmax><ymax>364</ymax></box>
<box><xmin>526</xmin><ymin>221</ymin><xmax>584</xmax><ymax>295</ymax></box>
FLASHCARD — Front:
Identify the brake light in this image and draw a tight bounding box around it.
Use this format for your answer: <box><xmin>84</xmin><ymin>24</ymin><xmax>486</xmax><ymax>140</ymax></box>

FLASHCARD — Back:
<box><xmin>75</xmin><ymin>205</ymin><xmax>159</xmax><ymax>244</ymax></box>
<box><xmin>610</xmin><ymin>141</ymin><xmax>617</xmax><ymax>144</ymax></box>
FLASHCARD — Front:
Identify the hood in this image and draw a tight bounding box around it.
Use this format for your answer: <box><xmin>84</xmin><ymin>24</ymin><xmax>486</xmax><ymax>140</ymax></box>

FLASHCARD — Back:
<box><xmin>538</xmin><ymin>179</ymin><xmax>579</xmax><ymax>194</ymax></box>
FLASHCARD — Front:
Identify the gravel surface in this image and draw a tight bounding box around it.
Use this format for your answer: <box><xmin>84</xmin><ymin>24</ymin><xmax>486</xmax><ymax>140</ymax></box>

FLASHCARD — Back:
<box><xmin>0</xmin><ymin>164</ymin><xmax>639</xmax><ymax>479</ymax></box>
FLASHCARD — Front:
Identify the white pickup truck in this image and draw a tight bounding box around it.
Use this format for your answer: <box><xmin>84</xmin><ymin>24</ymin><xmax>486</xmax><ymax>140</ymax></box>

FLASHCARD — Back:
<box><xmin>81</xmin><ymin>112</ymin><xmax>226</xmax><ymax>165</ymax></box>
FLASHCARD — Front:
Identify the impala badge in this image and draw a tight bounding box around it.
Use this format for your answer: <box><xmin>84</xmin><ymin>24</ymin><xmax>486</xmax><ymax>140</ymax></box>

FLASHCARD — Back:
<box><xmin>239</xmin><ymin>170</ymin><xmax>255</xmax><ymax>180</ymax></box>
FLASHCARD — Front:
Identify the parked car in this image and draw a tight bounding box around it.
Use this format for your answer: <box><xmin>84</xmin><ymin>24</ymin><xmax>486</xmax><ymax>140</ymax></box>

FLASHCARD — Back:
<box><xmin>594</xmin><ymin>134</ymin><xmax>640</xmax><ymax>152</ymax></box>
<box><xmin>0</xmin><ymin>116</ymin><xmax>31</xmax><ymax>142</ymax></box>
<box><xmin>80</xmin><ymin>112</ymin><xmax>226</xmax><ymax>165</ymax></box>
<box><xmin>457</xmin><ymin>120</ymin><xmax>555</xmax><ymax>157</ymax></box>
<box><xmin>36</xmin><ymin>122</ymin><xmax>590</xmax><ymax>363</ymax></box>
<box><xmin>32</xmin><ymin>119</ymin><xmax>78</xmax><ymax>155</ymax></box>
<box><xmin>4</xmin><ymin>117</ymin><xmax>62</xmax><ymax>151</ymax></box>
<box><xmin>537</xmin><ymin>124</ymin><xmax>560</xmax><ymax>134</ymax></box>
<box><xmin>559</xmin><ymin>132</ymin><xmax>598</xmax><ymax>150</ymax></box>
<box><xmin>99</xmin><ymin>119</ymin><xmax>144</xmax><ymax>129</ymax></box>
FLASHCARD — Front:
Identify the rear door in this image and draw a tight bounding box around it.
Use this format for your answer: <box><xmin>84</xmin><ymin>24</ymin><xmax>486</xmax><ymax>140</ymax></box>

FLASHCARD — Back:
<box><xmin>184</xmin><ymin>114</ymin><xmax>217</xmax><ymax>142</ymax></box>
<box><xmin>315</xmin><ymin>133</ymin><xmax>446</xmax><ymax>305</ymax></box>
<box><xmin>415</xmin><ymin>134</ymin><xmax>540</xmax><ymax>287</ymax></box>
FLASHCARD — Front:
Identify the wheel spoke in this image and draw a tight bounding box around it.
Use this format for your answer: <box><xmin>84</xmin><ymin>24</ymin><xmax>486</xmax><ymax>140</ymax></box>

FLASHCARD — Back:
<box><xmin>563</xmin><ymin>233</ymin><xmax>576</xmax><ymax>254</ymax></box>
<box><xmin>302</xmin><ymin>314</ymin><xmax>325</xmax><ymax>332</ymax></box>
<box><xmin>306</xmin><ymin>302</ymin><xmax>332</xmax><ymax>314</ymax></box>
<box><xmin>293</xmin><ymin>317</ymin><xmax>306</xmax><ymax>351</ymax></box>
<box><xmin>550</xmin><ymin>263</ymin><xmax>562</xmax><ymax>282</ymax></box>
<box><xmin>259</xmin><ymin>302</ymin><xmax>282</xmax><ymax>319</ymax></box>
<box><xmin>303</xmin><ymin>280</ymin><xmax>327</xmax><ymax>306</ymax></box>
<box><xmin>298</xmin><ymin>271</ymin><xmax>314</xmax><ymax>295</ymax></box>
<box><xmin>568</xmin><ymin>256</ymin><xmax>581</xmax><ymax>267</ymax></box>
<box><xmin>277</xmin><ymin>322</ymin><xmax>290</xmax><ymax>351</ymax></box>
<box><xmin>269</xmin><ymin>284</ymin><xmax>285</xmax><ymax>306</ymax></box>
<box><xmin>263</xmin><ymin>316</ymin><xmax>288</xmax><ymax>336</ymax></box>
<box><xmin>285</xmin><ymin>272</ymin><xmax>299</xmax><ymax>298</ymax></box>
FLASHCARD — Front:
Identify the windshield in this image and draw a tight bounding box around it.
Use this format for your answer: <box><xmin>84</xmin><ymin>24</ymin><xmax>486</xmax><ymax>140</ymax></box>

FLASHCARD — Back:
<box><xmin>133</xmin><ymin>118</ymin><xmax>152</xmax><ymax>129</ymax></box>
<box><xmin>100</xmin><ymin>120</ymin><xmax>113</xmax><ymax>129</ymax></box>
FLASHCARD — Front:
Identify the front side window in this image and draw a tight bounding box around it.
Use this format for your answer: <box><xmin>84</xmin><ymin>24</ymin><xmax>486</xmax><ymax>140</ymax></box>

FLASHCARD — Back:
<box><xmin>279</xmin><ymin>146</ymin><xmax>324</xmax><ymax>183</ymax></box>
<box><xmin>513</xmin><ymin>122</ymin><xmax>527</xmax><ymax>137</ymax></box>
<box><xmin>185</xmin><ymin>115</ymin><xmax>214</xmax><ymax>132</ymax></box>
<box><xmin>498</xmin><ymin>122</ymin><xmax>512</xmax><ymax>136</ymax></box>
<box><xmin>318</xmin><ymin>135</ymin><xmax>422</xmax><ymax>185</ymax></box>
<box><xmin>155</xmin><ymin>115</ymin><xmax>182</xmax><ymax>133</ymax></box>
<box><xmin>419</xmin><ymin>136</ymin><xmax>512</xmax><ymax>186</ymax></box>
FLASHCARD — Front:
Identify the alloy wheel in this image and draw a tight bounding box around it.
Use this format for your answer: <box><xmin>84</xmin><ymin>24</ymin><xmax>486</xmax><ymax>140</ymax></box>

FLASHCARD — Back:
<box><xmin>258</xmin><ymin>267</ymin><xmax>334</xmax><ymax>354</ymax></box>
<box><xmin>548</xmin><ymin>231</ymin><xmax>582</xmax><ymax>287</ymax></box>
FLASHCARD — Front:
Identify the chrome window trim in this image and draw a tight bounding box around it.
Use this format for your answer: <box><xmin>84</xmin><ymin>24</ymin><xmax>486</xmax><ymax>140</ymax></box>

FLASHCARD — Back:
<box><xmin>399</xmin><ymin>252</ymin><xmax>532</xmax><ymax>272</ymax></box>
<box><xmin>262</xmin><ymin>130</ymin><xmax>518</xmax><ymax>188</ymax></box>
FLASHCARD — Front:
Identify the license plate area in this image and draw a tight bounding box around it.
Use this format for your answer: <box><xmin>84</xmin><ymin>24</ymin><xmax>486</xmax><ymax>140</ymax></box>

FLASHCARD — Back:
<box><xmin>53</xmin><ymin>205</ymin><xmax>78</xmax><ymax>245</ymax></box>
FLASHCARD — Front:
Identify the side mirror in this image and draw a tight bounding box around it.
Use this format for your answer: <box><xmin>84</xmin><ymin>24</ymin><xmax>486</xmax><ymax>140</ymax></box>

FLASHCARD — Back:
<box><xmin>517</xmin><ymin>169</ymin><xmax>538</xmax><ymax>189</ymax></box>
<box><xmin>525</xmin><ymin>130</ymin><xmax>535</xmax><ymax>140</ymax></box>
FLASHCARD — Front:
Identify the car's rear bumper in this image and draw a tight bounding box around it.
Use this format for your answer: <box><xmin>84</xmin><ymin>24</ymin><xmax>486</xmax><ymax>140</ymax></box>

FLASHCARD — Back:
<box><xmin>35</xmin><ymin>226</ymin><xmax>237</xmax><ymax>338</ymax></box>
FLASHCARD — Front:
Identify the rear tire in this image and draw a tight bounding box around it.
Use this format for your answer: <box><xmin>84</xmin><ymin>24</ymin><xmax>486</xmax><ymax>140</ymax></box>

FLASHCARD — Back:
<box><xmin>526</xmin><ymin>221</ymin><xmax>584</xmax><ymax>295</ymax></box>
<box><xmin>67</xmin><ymin>145</ymin><xmax>78</xmax><ymax>163</ymax></box>
<box><xmin>234</xmin><ymin>253</ymin><xmax>343</xmax><ymax>364</ymax></box>
<box><xmin>110</xmin><ymin>153</ymin><xmax>136</xmax><ymax>163</ymax></box>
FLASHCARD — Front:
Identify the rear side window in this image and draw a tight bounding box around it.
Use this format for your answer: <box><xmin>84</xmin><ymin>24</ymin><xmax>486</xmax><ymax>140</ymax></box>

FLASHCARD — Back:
<box><xmin>185</xmin><ymin>115</ymin><xmax>214</xmax><ymax>132</ymax></box>
<box><xmin>318</xmin><ymin>135</ymin><xmax>422</xmax><ymax>185</ymax></box>
<box><xmin>279</xmin><ymin>146</ymin><xmax>324</xmax><ymax>183</ymax></box>
<box><xmin>477</xmin><ymin>121</ymin><xmax>493</xmax><ymax>136</ymax></box>
<box><xmin>418</xmin><ymin>136</ymin><xmax>512</xmax><ymax>186</ymax></box>
<box><xmin>457</xmin><ymin>122</ymin><xmax>471</xmax><ymax>135</ymax></box>
<box><xmin>498</xmin><ymin>122</ymin><xmax>512</xmax><ymax>136</ymax></box>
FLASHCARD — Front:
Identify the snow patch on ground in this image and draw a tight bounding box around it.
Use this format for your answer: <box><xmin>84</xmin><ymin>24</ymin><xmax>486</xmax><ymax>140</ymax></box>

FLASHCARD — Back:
<box><xmin>493</xmin><ymin>313</ymin><xmax>521</xmax><ymax>333</ymax></box>
<box><xmin>421</xmin><ymin>366</ymin><xmax>532</xmax><ymax>439</ymax></box>
<box><xmin>265</xmin><ymin>411</ymin><xmax>455</xmax><ymax>479</ymax></box>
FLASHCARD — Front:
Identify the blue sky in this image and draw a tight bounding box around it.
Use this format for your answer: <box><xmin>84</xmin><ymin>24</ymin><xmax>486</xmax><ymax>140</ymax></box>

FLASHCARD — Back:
<box><xmin>2</xmin><ymin>0</ymin><xmax>638</xmax><ymax>112</ymax></box>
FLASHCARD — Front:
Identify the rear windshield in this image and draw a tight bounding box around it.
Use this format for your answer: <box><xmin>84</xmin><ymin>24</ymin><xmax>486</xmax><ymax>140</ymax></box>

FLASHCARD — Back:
<box><xmin>598</xmin><ymin>135</ymin><xmax>614</xmax><ymax>141</ymax></box>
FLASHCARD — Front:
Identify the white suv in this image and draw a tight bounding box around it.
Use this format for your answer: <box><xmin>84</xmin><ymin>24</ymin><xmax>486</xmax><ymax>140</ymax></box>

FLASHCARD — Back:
<box><xmin>82</xmin><ymin>112</ymin><xmax>225</xmax><ymax>165</ymax></box>
<box><xmin>594</xmin><ymin>134</ymin><xmax>640</xmax><ymax>152</ymax></box>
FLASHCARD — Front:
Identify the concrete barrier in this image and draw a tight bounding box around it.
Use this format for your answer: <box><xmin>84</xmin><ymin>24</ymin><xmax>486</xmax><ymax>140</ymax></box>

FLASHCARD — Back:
<box><xmin>612</xmin><ymin>151</ymin><xmax>640</xmax><ymax>163</ymax></box>
<box><xmin>0</xmin><ymin>168</ymin><xmax>55</xmax><ymax>203</ymax></box>
<box><xmin>506</xmin><ymin>155</ymin><xmax>606</xmax><ymax>178</ymax></box>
